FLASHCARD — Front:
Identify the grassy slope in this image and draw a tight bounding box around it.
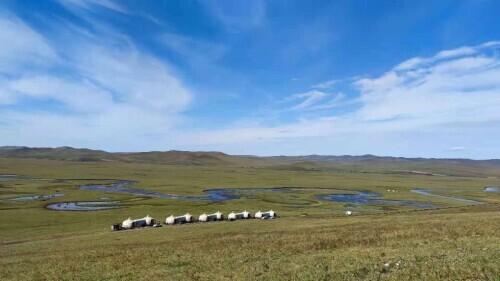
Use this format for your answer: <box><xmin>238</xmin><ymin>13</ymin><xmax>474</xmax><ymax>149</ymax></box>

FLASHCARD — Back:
<box><xmin>0</xmin><ymin>157</ymin><xmax>499</xmax><ymax>280</ymax></box>
<box><xmin>2</xmin><ymin>206</ymin><xmax>499</xmax><ymax>281</ymax></box>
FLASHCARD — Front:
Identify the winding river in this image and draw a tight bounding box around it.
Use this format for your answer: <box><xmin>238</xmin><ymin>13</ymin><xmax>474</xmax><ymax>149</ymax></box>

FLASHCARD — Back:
<box><xmin>77</xmin><ymin>181</ymin><xmax>439</xmax><ymax>209</ymax></box>
<box><xmin>46</xmin><ymin>201</ymin><xmax>119</xmax><ymax>211</ymax></box>
<box><xmin>411</xmin><ymin>188</ymin><xmax>480</xmax><ymax>204</ymax></box>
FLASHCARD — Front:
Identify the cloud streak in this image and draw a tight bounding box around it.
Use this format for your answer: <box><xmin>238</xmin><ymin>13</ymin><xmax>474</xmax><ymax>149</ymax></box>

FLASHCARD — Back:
<box><xmin>58</xmin><ymin>0</ymin><xmax>129</xmax><ymax>14</ymax></box>
<box><xmin>289</xmin><ymin>90</ymin><xmax>346</xmax><ymax>111</ymax></box>
<box><xmin>179</xmin><ymin>41</ymin><xmax>500</xmax><ymax>157</ymax></box>
<box><xmin>0</xmin><ymin>11</ymin><xmax>192</xmax><ymax>151</ymax></box>
<box><xmin>0</xmin><ymin>16</ymin><xmax>57</xmax><ymax>73</ymax></box>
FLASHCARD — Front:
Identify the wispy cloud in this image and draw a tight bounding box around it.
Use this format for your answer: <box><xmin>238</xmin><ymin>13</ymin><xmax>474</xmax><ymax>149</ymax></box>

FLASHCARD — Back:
<box><xmin>2</xmin><ymin>2</ymin><xmax>500</xmax><ymax>158</ymax></box>
<box><xmin>355</xmin><ymin>42</ymin><xmax>500</xmax><ymax>123</ymax></box>
<box><xmin>290</xmin><ymin>90</ymin><xmax>328</xmax><ymax>110</ymax></box>
<box><xmin>394</xmin><ymin>41</ymin><xmax>500</xmax><ymax>71</ymax></box>
<box><xmin>0</xmin><ymin>15</ymin><xmax>57</xmax><ymax>73</ymax></box>
<box><xmin>0</xmin><ymin>9</ymin><xmax>192</xmax><ymax>150</ymax></box>
<box><xmin>199</xmin><ymin>0</ymin><xmax>266</xmax><ymax>31</ymax></box>
<box><xmin>58</xmin><ymin>0</ymin><xmax>129</xmax><ymax>14</ymax></box>
<box><xmin>160</xmin><ymin>33</ymin><xmax>226</xmax><ymax>63</ymax></box>
<box><xmin>289</xmin><ymin>90</ymin><xmax>346</xmax><ymax>111</ymax></box>
<box><xmin>179</xmin><ymin>41</ymin><xmax>500</xmax><ymax>157</ymax></box>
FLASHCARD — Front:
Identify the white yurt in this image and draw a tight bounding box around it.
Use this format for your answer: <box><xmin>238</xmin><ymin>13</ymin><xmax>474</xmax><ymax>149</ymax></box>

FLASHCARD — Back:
<box><xmin>122</xmin><ymin>217</ymin><xmax>133</xmax><ymax>229</ymax></box>
<box><xmin>242</xmin><ymin>210</ymin><xmax>250</xmax><ymax>219</ymax></box>
<box><xmin>228</xmin><ymin>210</ymin><xmax>251</xmax><ymax>221</ymax></box>
<box><xmin>144</xmin><ymin>215</ymin><xmax>154</xmax><ymax>225</ymax></box>
<box><xmin>198</xmin><ymin>213</ymin><xmax>208</xmax><ymax>222</ymax></box>
<box><xmin>166</xmin><ymin>213</ymin><xmax>193</xmax><ymax>224</ymax></box>
<box><xmin>255</xmin><ymin>210</ymin><xmax>276</xmax><ymax>219</ymax></box>
<box><xmin>184</xmin><ymin>213</ymin><xmax>193</xmax><ymax>223</ymax></box>
<box><xmin>255</xmin><ymin>211</ymin><xmax>263</xmax><ymax>219</ymax></box>
<box><xmin>201</xmin><ymin>211</ymin><xmax>224</xmax><ymax>222</ymax></box>
<box><xmin>165</xmin><ymin>215</ymin><xmax>175</xmax><ymax>225</ymax></box>
<box><xmin>213</xmin><ymin>211</ymin><xmax>223</xmax><ymax>220</ymax></box>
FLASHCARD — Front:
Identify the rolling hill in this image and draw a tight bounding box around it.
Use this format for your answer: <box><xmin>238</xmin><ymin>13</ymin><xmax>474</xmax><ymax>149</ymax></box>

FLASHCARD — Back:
<box><xmin>2</xmin><ymin>146</ymin><xmax>500</xmax><ymax>177</ymax></box>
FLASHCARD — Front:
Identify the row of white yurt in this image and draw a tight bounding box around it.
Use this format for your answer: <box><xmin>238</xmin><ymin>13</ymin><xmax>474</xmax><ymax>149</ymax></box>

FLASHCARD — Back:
<box><xmin>254</xmin><ymin>210</ymin><xmax>276</xmax><ymax>219</ymax></box>
<box><xmin>118</xmin><ymin>210</ymin><xmax>280</xmax><ymax>230</ymax></box>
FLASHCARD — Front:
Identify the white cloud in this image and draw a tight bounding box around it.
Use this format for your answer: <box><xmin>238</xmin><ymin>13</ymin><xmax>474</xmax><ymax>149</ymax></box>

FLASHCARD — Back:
<box><xmin>177</xmin><ymin>41</ymin><xmax>500</xmax><ymax>157</ymax></box>
<box><xmin>0</xmin><ymin>16</ymin><xmax>57</xmax><ymax>72</ymax></box>
<box><xmin>434</xmin><ymin>46</ymin><xmax>476</xmax><ymax>60</ymax></box>
<box><xmin>58</xmin><ymin>0</ymin><xmax>128</xmax><ymax>14</ymax></box>
<box><xmin>5</xmin><ymin>75</ymin><xmax>114</xmax><ymax>112</ymax></box>
<box><xmin>355</xmin><ymin>54</ymin><xmax>500</xmax><ymax>123</ymax></box>
<box><xmin>2</xmin><ymin>7</ymin><xmax>500</xmax><ymax>158</ymax></box>
<box><xmin>200</xmin><ymin>0</ymin><xmax>266</xmax><ymax>31</ymax></box>
<box><xmin>159</xmin><ymin>33</ymin><xmax>226</xmax><ymax>64</ymax></box>
<box><xmin>74</xmin><ymin>43</ymin><xmax>191</xmax><ymax>112</ymax></box>
<box><xmin>288</xmin><ymin>90</ymin><xmax>347</xmax><ymax>111</ymax></box>
<box><xmin>290</xmin><ymin>90</ymin><xmax>328</xmax><ymax>110</ymax></box>
<box><xmin>394</xmin><ymin>41</ymin><xmax>500</xmax><ymax>71</ymax></box>
<box><xmin>0</xmin><ymin>13</ymin><xmax>192</xmax><ymax>150</ymax></box>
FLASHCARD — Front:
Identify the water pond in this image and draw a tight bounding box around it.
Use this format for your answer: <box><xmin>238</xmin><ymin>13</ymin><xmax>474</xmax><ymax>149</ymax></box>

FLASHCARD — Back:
<box><xmin>46</xmin><ymin>201</ymin><xmax>119</xmax><ymax>211</ymax></box>
<box><xmin>484</xmin><ymin>186</ymin><xmax>500</xmax><ymax>192</ymax></box>
<box><xmin>10</xmin><ymin>193</ymin><xmax>64</xmax><ymax>201</ymax></box>
<box><xmin>0</xmin><ymin>174</ymin><xmax>19</xmax><ymax>181</ymax></box>
<box><xmin>317</xmin><ymin>191</ymin><xmax>436</xmax><ymax>209</ymax></box>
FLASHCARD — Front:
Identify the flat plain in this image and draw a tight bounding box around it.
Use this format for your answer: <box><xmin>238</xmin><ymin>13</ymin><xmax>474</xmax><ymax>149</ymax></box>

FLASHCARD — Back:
<box><xmin>0</xmin><ymin>151</ymin><xmax>499</xmax><ymax>281</ymax></box>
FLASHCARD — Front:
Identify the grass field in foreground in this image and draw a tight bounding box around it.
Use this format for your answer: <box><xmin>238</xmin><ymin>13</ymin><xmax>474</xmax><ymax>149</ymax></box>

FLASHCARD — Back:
<box><xmin>0</xmin><ymin>157</ymin><xmax>499</xmax><ymax>280</ymax></box>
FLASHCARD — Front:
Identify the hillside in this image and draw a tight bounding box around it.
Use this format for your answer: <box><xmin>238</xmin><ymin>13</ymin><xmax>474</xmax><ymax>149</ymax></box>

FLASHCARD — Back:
<box><xmin>2</xmin><ymin>146</ymin><xmax>500</xmax><ymax>177</ymax></box>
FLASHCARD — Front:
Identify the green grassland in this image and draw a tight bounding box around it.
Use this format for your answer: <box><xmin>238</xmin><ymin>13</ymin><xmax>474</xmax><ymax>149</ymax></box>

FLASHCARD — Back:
<box><xmin>1</xmin><ymin>156</ymin><xmax>500</xmax><ymax>280</ymax></box>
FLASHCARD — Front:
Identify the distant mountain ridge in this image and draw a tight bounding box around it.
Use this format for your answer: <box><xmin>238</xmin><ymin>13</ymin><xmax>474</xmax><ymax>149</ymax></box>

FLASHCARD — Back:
<box><xmin>0</xmin><ymin>146</ymin><xmax>235</xmax><ymax>165</ymax></box>
<box><xmin>1</xmin><ymin>146</ymin><xmax>500</xmax><ymax>178</ymax></box>
<box><xmin>1</xmin><ymin>146</ymin><xmax>499</xmax><ymax>164</ymax></box>
<box><xmin>270</xmin><ymin>154</ymin><xmax>500</xmax><ymax>165</ymax></box>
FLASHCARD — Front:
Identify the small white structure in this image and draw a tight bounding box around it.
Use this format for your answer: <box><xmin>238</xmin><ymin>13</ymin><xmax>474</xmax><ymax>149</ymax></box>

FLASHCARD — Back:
<box><xmin>345</xmin><ymin>210</ymin><xmax>352</xmax><ymax>216</ymax></box>
<box><xmin>165</xmin><ymin>213</ymin><xmax>193</xmax><ymax>225</ymax></box>
<box><xmin>198</xmin><ymin>211</ymin><xmax>223</xmax><ymax>222</ymax></box>
<box><xmin>121</xmin><ymin>217</ymin><xmax>133</xmax><ymax>229</ymax></box>
<box><xmin>144</xmin><ymin>214</ymin><xmax>154</xmax><ymax>225</ymax></box>
<box><xmin>120</xmin><ymin>215</ymin><xmax>156</xmax><ymax>229</ymax></box>
<box><xmin>228</xmin><ymin>210</ymin><xmax>250</xmax><ymax>221</ymax></box>
<box><xmin>254</xmin><ymin>210</ymin><xmax>277</xmax><ymax>219</ymax></box>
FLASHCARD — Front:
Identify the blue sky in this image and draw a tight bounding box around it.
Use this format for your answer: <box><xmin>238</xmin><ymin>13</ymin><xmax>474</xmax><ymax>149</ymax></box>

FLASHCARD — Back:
<box><xmin>1</xmin><ymin>0</ymin><xmax>500</xmax><ymax>158</ymax></box>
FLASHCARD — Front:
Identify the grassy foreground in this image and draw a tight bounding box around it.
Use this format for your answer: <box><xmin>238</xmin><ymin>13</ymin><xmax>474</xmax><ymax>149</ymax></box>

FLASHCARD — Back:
<box><xmin>2</xmin><ymin>205</ymin><xmax>499</xmax><ymax>281</ymax></box>
<box><xmin>0</xmin><ymin>157</ymin><xmax>499</xmax><ymax>280</ymax></box>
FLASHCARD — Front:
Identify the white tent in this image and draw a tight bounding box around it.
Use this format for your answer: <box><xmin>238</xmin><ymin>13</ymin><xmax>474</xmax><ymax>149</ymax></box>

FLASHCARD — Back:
<box><xmin>228</xmin><ymin>210</ymin><xmax>250</xmax><ymax>221</ymax></box>
<box><xmin>198</xmin><ymin>211</ymin><xmax>223</xmax><ymax>222</ymax></box>
<box><xmin>255</xmin><ymin>210</ymin><xmax>276</xmax><ymax>219</ymax></box>
<box><xmin>165</xmin><ymin>213</ymin><xmax>192</xmax><ymax>225</ymax></box>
